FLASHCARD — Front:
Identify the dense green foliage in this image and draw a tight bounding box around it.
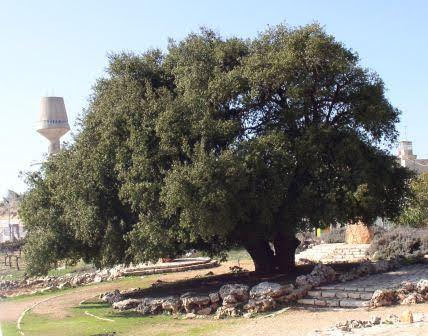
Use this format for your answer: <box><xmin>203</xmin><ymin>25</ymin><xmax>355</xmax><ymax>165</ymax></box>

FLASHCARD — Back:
<box><xmin>398</xmin><ymin>172</ymin><xmax>428</xmax><ymax>227</ymax></box>
<box><xmin>368</xmin><ymin>227</ymin><xmax>428</xmax><ymax>261</ymax></box>
<box><xmin>0</xmin><ymin>238</ymin><xmax>25</xmax><ymax>253</ymax></box>
<box><xmin>20</xmin><ymin>24</ymin><xmax>412</xmax><ymax>275</ymax></box>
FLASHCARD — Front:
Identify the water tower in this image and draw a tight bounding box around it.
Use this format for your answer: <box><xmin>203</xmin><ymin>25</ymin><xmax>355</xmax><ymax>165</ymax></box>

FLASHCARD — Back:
<box><xmin>36</xmin><ymin>97</ymin><xmax>70</xmax><ymax>155</ymax></box>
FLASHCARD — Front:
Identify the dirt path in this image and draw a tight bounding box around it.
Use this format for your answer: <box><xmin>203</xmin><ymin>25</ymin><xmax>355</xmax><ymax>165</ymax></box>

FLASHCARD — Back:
<box><xmin>210</xmin><ymin>304</ymin><xmax>428</xmax><ymax>336</ymax></box>
<box><xmin>0</xmin><ymin>260</ymin><xmax>250</xmax><ymax>322</ymax></box>
<box><xmin>2</xmin><ymin>261</ymin><xmax>428</xmax><ymax>336</ymax></box>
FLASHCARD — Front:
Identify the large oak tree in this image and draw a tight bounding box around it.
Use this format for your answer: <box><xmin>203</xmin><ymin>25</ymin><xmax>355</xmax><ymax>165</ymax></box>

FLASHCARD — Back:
<box><xmin>20</xmin><ymin>24</ymin><xmax>412</xmax><ymax>275</ymax></box>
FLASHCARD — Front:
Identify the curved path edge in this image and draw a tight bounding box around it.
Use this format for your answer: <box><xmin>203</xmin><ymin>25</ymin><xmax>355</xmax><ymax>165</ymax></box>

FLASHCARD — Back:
<box><xmin>17</xmin><ymin>293</ymin><xmax>69</xmax><ymax>335</ymax></box>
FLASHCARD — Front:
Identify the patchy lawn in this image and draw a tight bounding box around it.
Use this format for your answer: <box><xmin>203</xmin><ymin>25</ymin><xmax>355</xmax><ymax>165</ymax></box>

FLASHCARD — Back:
<box><xmin>0</xmin><ymin>250</ymin><xmax>369</xmax><ymax>336</ymax></box>
<box><xmin>6</xmin><ymin>299</ymin><xmax>237</xmax><ymax>336</ymax></box>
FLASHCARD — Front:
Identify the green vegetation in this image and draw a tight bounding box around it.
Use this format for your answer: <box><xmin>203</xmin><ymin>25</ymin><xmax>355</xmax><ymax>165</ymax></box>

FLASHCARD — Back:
<box><xmin>227</xmin><ymin>249</ymin><xmax>251</xmax><ymax>262</ymax></box>
<box><xmin>2</xmin><ymin>288</ymin><xmax>235</xmax><ymax>336</ymax></box>
<box><xmin>398</xmin><ymin>172</ymin><xmax>428</xmax><ymax>227</ymax></box>
<box><xmin>368</xmin><ymin>227</ymin><xmax>428</xmax><ymax>261</ymax></box>
<box><xmin>2</xmin><ymin>275</ymin><xmax>148</xmax><ymax>303</ymax></box>
<box><xmin>20</xmin><ymin>23</ymin><xmax>412</xmax><ymax>275</ymax></box>
<box><xmin>2</xmin><ymin>322</ymin><xmax>20</xmax><ymax>336</ymax></box>
<box><xmin>4</xmin><ymin>305</ymin><xmax>230</xmax><ymax>336</ymax></box>
<box><xmin>0</xmin><ymin>239</ymin><xmax>25</xmax><ymax>253</ymax></box>
<box><xmin>0</xmin><ymin>259</ymin><xmax>94</xmax><ymax>281</ymax></box>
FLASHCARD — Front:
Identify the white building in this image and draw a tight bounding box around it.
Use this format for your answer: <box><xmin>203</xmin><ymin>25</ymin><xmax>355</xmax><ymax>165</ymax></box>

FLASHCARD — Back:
<box><xmin>0</xmin><ymin>217</ymin><xmax>25</xmax><ymax>243</ymax></box>
<box><xmin>0</xmin><ymin>191</ymin><xmax>25</xmax><ymax>243</ymax></box>
<box><xmin>397</xmin><ymin>140</ymin><xmax>428</xmax><ymax>174</ymax></box>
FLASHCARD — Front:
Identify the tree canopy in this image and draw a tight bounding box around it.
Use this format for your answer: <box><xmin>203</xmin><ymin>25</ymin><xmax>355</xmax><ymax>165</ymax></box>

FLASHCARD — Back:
<box><xmin>20</xmin><ymin>24</ymin><xmax>412</xmax><ymax>275</ymax></box>
<box><xmin>398</xmin><ymin>172</ymin><xmax>428</xmax><ymax>227</ymax></box>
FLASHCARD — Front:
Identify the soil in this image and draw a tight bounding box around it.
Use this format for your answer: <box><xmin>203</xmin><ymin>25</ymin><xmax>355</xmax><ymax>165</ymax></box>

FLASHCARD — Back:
<box><xmin>0</xmin><ymin>260</ymin><xmax>359</xmax><ymax>322</ymax></box>
<box><xmin>2</xmin><ymin>260</ymin><xmax>427</xmax><ymax>336</ymax></box>
<box><xmin>211</xmin><ymin>304</ymin><xmax>428</xmax><ymax>336</ymax></box>
<box><xmin>106</xmin><ymin>261</ymin><xmax>360</xmax><ymax>299</ymax></box>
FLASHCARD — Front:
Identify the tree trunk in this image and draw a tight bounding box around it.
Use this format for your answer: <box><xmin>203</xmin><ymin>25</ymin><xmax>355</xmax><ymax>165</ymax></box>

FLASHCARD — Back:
<box><xmin>273</xmin><ymin>232</ymin><xmax>300</xmax><ymax>274</ymax></box>
<box><xmin>244</xmin><ymin>239</ymin><xmax>276</xmax><ymax>274</ymax></box>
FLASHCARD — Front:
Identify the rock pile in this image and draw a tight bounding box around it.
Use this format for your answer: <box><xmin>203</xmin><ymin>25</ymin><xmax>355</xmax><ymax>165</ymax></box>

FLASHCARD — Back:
<box><xmin>104</xmin><ymin>264</ymin><xmax>338</xmax><ymax>318</ymax></box>
<box><xmin>295</xmin><ymin>264</ymin><xmax>337</xmax><ymax>288</ymax></box>
<box><xmin>312</xmin><ymin>312</ymin><xmax>427</xmax><ymax>335</ymax></box>
<box><xmin>370</xmin><ymin>279</ymin><xmax>428</xmax><ymax>307</ymax></box>
<box><xmin>0</xmin><ymin>265</ymin><xmax>126</xmax><ymax>297</ymax></box>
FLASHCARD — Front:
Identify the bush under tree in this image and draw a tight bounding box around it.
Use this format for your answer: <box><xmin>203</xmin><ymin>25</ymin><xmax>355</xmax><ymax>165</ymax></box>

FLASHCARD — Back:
<box><xmin>368</xmin><ymin>227</ymin><xmax>428</xmax><ymax>261</ymax></box>
<box><xmin>20</xmin><ymin>24</ymin><xmax>412</xmax><ymax>275</ymax></box>
<box><xmin>398</xmin><ymin>173</ymin><xmax>428</xmax><ymax>228</ymax></box>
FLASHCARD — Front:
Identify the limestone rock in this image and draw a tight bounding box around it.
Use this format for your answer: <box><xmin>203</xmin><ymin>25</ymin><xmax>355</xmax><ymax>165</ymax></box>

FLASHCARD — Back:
<box><xmin>222</xmin><ymin>294</ymin><xmax>238</xmax><ymax>306</ymax></box>
<box><xmin>58</xmin><ymin>281</ymin><xmax>71</xmax><ymax>290</ymax></box>
<box><xmin>112</xmin><ymin>298</ymin><xmax>142</xmax><ymax>310</ymax></box>
<box><xmin>311</xmin><ymin>264</ymin><xmax>336</xmax><ymax>282</ymax></box>
<box><xmin>295</xmin><ymin>264</ymin><xmax>336</xmax><ymax>288</ymax></box>
<box><xmin>93</xmin><ymin>275</ymin><xmax>103</xmax><ymax>283</ymax></box>
<box><xmin>400</xmin><ymin>310</ymin><xmax>414</xmax><ymax>323</ymax></box>
<box><xmin>371</xmin><ymin>316</ymin><xmax>381</xmax><ymax>325</ymax></box>
<box><xmin>244</xmin><ymin>297</ymin><xmax>276</xmax><ymax>313</ymax></box>
<box><xmin>249</xmin><ymin>282</ymin><xmax>293</xmax><ymax>300</ymax></box>
<box><xmin>383</xmin><ymin>314</ymin><xmax>399</xmax><ymax>324</ymax></box>
<box><xmin>243</xmin><ymin>312</ymin><xmax>256</xmax><ymax>318</ymax></box>
<box><xmin>416</xmin><ymin>279</ymin><xmax>428</xmax><ymax>295</ymax></box>
<box><xmin>345</xmin><ymin>223</ymin><xmax>373</xmax><ymax>244</ymax></box>
<box><xmin>214</xmin><ymin>306</ymin><xmax>242</xmax><ymax>319</ymax></box>
<box><xmin>148</xmin><ymin>298</ymin><xmax>166</xmax><ymax>314</ymax></box>
<box><xmin>279</xmin><ymin>285</ymin><xmax>311</xmax><ymax>302</ymax></box>
<box><xmin>401</xmin><ymin>281</ymin><xmax>416</xmax><ymax>292</ymax></box>
<box><xmin>401</xmin><ymin>293</ymin><xmax>425</xmax><ymax>305</ymax></box>
<box><xmin>219</xmin><ymin>284</ymin><xmax>249</xmax><ymax>302</ymax></box>
<box><xmin>370</xmin><ymin>289</ymin><xmax>397</xmax><ymax>307</ymax></box>
<box><xmin>135</xmin><ymin>303</ymin><xmax>152</xmax><ymax>315</ymax></box>
<box><xmin>161</xmin><ymin>297</ymin><xmax>182</xmax><ymax>314</ymax></box>
<box><xmin>182</xmin><ymin>295</ymin><xmax>210</xmax><ymax>313</ymax></box>
<box><xmin>209</xmin><ymin>292</ymin><xmax>220</xmax><ymax>303</ymax></box>
<box><xmin>100</xmin><ymin>289</ymin><xmax>123</xmax><ymax>304</ymax></box>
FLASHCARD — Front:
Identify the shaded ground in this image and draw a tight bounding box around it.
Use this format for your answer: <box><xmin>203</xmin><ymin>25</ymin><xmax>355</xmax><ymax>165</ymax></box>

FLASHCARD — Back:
<box><xmin>2</xmin><ymin>255</ymin><xmax>427</xmax><ymax>336</ymax></box>
<box><xmin>109</xmin><ymin>261</ymin><xmax>362</xmax><ymax>301</ymax></box>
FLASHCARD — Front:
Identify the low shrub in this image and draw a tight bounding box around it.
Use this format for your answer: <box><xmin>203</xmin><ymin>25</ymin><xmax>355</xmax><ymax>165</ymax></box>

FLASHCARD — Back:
<box><xmin>368</xmin><ymin>227</ymin><xmax>428</xmax><ymax>261</ymax></box>
<box><xmin>0</xmin><ymin>238</ymin><xmax>25</xmax><ymax>253</ymax></box>
<box><xmin>371</xmin><ymin>225</ymin><xmax>386</xmax><ymax>238</ymax></box>
<box><xmin>296</xmin><ymin>231</ymin><xmax>320</xmax><ymax>253</ymax></box>
<box><xmin>322</xmin><ymin>226</ymin><xmax>346</xmax><ymax>243</ymax></box>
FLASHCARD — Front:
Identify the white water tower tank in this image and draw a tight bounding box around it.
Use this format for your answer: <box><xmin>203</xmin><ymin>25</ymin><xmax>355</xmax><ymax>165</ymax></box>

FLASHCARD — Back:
<box><xmin>36</xmin><ymin>97</ymin><xmax>70</xmax><ymax>155</ymax></box>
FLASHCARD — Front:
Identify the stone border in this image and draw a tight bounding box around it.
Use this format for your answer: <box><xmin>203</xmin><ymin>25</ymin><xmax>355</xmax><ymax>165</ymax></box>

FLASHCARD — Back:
<box><xmin>123</xmin><ymin>259</ymin><xmax>219</xmax><ymax>276</ymax></box>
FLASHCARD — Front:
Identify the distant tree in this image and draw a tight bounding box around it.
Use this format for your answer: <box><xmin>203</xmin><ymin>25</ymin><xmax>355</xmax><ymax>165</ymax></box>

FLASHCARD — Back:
<box><xmin>398</xmin><ymin>173</ymin><xmax>428</xmax><ymax>227</ymax></box>
<box><xmin>20</xmin><ymin>24</ymin><xmax>412</xmax><ymax>275</ymax></box>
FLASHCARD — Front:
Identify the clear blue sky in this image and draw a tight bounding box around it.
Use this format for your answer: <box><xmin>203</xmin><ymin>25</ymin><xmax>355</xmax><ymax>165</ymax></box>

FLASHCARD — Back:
<box><xmin>1</xmin><ymin>0</ymin><xmax>427</xmax><ymax>195</ymax></box>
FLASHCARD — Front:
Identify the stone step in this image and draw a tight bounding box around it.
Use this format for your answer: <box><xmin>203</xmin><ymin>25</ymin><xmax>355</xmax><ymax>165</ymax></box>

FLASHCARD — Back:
<box><xmin>306</xmin><ymin>289</ymin><xmax>373</xmax><ymax>300</ymax></box>
<box><xmin>123</xmin><ymin>260</ymin><xmax>219</xmax><ymax>276</ymax></box>
<box><xmin>298</xmin><ymin>283</ymin><xmax>374</xmax><ymax>308</ymax></box>
<box><xmin>297</xmin><ymin>298</ymin><xmax>370</xmax><ymax>308</ymax></box>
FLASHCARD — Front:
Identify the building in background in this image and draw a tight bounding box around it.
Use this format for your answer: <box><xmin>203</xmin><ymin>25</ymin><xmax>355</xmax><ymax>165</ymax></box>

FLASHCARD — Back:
<box><xmin>36</xmin><ymin>96</ymin><xmax>70</xmax><ymax>155</ymax></box>
<box><xmin>0</xmin><ymin>190</ymin><xmax>25</xmax><ymax>243</ymax></box>
<box><xmin>397</xmin><ymin>140</ymin><xmax>428</xmax><ymax>174</ymax></box>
